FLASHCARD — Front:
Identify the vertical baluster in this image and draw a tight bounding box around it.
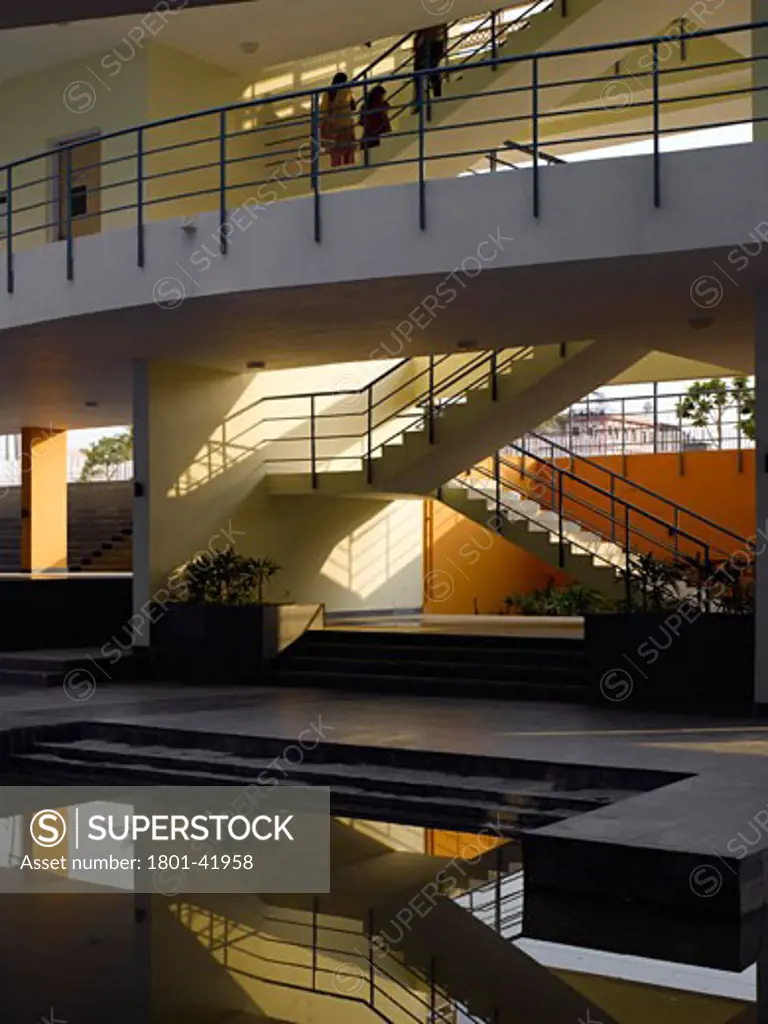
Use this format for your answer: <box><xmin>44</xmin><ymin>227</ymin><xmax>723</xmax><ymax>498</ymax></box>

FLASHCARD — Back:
<box><xmin>418</xmin><ymin>77</ymin><xmax>427</xmax><ymax>231</ymax></box>
<box><xmin>6</xmin><ymin>165</ymin><xmax>13</xmax><ymax>294</ymax></box>
<box><xmin>311</xmin><ymin>93</ymin><xmax>322</xmax><ymax>243</ymax></box>
<box><xmin>310</xmin><ymin>394</ymin><xmax>317</xmax><ymax>489</ymax></box>
<box><xmin>532</xmin><ymin>56</ymin><xmax>540</xmax><ymax>218</ymax></box>
<box><xmin>66</xmin><ymin>147</ymin><xmax>74</xmax><ymax>281</ymax></box>
<box><xmin>137</xmin><ymin>127</ymin><xmax>145</xmax><ymax>268</ymax></box>
<box><xmin>219</xmin><ymin>110</ymin><xmax>228</xmax><ymax>254</ymax></box>
<box><xmin>653</xmin><ymin>40</ymin><xmax>661</xmax><ymax>208</ymax></box>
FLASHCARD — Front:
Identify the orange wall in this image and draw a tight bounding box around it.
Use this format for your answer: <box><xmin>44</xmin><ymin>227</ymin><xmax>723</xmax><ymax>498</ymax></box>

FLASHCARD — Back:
<box><xmin>424</xmin><ymin>450</ymin><xmax>754</xmax><ymax>613</ymax></box>
<box><xmin>425</xmin><ymin>829</ymin><xmax>506</xmax><ymax>858</ymax></box>
<box><xmin>423</xmin><ymin>499</ymin><xmax>570</xmax><ymax>615</ymax></box>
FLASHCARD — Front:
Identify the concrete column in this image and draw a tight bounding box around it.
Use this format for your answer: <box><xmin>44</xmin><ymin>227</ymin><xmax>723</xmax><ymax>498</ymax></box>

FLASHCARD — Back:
<box><xmin>132</xmin><ymin>360</ymin><xmax>150</xmax><ymax>644</ymax></box>
<box><xmin>20</xmin><ymin>426</ymin><xmax>67</xmax><ymax>572</ymax></box>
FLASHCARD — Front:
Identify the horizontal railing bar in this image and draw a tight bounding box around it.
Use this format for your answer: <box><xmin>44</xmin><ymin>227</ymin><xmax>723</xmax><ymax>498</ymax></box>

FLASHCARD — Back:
<box><xmin>4</xmin><ymin>17</ymin><xmax>768</xmax><ymax>176</ymax></box>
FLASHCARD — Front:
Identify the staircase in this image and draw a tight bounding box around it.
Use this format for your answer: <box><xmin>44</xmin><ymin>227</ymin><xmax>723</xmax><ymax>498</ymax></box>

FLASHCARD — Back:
<box><xmin>263</xmin><ymin>341</ymin><xmax>649</xmax><ymax>497</ymax></box>
<box><xmin>3</xmin><ymin>719</ymin><xmax>661</xmax><ymax>836</ymax></box>
<box><xmin>439</xmin><ymin>433</ymin><xmax>748</xmax><ymax>602</ymax></box>
<box><xmin>265</xmin><ymin>0</ymin><xmax>685</xmax><ymax>190</ymax></box>
<box><xmin>68</xmin><ymin>505</ymin><xmax>133</xmax><ymax>571</ymax></box>
<box><xmin>269</xmin><ymin>629</ymin><xmax>588</xmax><ymax>702</ymax></box>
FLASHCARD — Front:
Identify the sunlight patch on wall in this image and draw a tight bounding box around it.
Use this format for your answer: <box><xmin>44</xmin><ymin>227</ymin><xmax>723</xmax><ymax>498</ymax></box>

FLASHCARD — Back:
<box><xmin>320</xmin><ymin>501</ymin><xmax>421</xmax><ymax>599</ymax></box>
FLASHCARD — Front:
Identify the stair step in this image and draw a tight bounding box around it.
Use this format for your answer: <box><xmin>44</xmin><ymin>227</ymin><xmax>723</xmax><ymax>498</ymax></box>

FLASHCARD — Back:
<box><xmin>26</xmin><ymin>739</ymin><xmax>614</xmax><ymax>811</ymax></box>
<box><xmin>9</xmin><ymin>751</ymin><xmax>577</xmax><ymax>834</ymax></box>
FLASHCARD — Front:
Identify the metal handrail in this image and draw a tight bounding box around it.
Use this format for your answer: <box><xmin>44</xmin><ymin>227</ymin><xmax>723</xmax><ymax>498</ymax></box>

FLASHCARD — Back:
<box><xmin>501</xmin><ymin>446</ymin><xmax>721</xmax><ymax>555</ymax></box>
<box><xmin>175</xmin><ymin>897</ymin><xmax>494</xmax><ymax>1023</ymax></box>
<box><xmin>2</xmin><ymin>17</ymin><xmax>765</xmax><ymax>292</ymax></box>
<box><xmin>524</xmin><ymin>429</ymin><xmax>747</xmax><ymax>546</ymax></box>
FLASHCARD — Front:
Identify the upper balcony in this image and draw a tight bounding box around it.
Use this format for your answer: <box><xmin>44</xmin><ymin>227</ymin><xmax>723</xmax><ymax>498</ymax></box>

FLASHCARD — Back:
<box><xmin>0</xmin><ymin>13</ymin><xmax>762</xmax><ymax>426</ymax></box>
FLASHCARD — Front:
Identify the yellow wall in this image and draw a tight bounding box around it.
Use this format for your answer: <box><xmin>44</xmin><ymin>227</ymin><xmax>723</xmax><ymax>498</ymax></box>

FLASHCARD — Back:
<box><xmin>140</xmin><ymin>361</ymin><xmax>423</xmax><ymax>613</ymax></box>
<box><xmin>0</xmin><ymin>51</ymin><xmax>149</xmax><ymax>248</ymax></box>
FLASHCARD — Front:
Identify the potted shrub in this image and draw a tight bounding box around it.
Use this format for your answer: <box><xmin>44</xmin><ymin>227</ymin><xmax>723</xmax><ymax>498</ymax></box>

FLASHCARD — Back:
<box><xmin>155</xmin><ymin>545</ymin><xmax>282</xmax><ymax>683</ymax></box>
<box><xmin>585</xmin><ymin>553</ymin><xmax>754</xmax><ymax>711</ymax></box>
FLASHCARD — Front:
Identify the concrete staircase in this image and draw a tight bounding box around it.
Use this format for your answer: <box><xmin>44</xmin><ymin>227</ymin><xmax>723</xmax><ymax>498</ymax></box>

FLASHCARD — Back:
<box><xmin>267</xmin><ymin>341</ymin><xmax>649</xmax><ymax>498</ymax></box>
<box><xmin>269</xmin><ymin>628</ymin><xmax>588</xmax><ymax>702</ymax></box>
<box><xmin>68</xmin><ymin>506</ymin><xmax>133</xmax><ymax>572</ymax></box>
<box><xmin>441</xmin><ymin>476</ymin><xmax>628</xmax><ymax>597</ymax></box>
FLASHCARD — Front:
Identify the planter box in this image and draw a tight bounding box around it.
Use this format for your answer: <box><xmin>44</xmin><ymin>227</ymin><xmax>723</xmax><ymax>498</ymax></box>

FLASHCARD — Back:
<box><xmin>152</xmin><ymin>603</ymin><xmax>279</xmax><ymax>683</ymax></box>
<box><xmin>585</xmin><ymin>612</ymin><xmax>754</xmax><ymax>711</ymax></box>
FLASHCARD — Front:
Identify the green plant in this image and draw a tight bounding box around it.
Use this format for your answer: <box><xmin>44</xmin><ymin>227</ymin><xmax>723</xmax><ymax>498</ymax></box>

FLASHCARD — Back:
<box><xmin>79</xmin><ymin>429</ymin><xmax>133</xmax><ymax>481</ymax></box>
<box><xmin>169</xmin><ymin>546</ymin><xmax>281</xmax><ymax>606</ymax></box>
<box><xmin>505</xmin><ymin>578</ymin><xmax>609</xmax><ymax>616</ymax></box>
<box><xmin>676</xmin><ymin>377</ymin><xmax>754</xmax><ymax>447</ymax></box>
<box><xmin>620</xmin><ymin>552</ymin><xmax>685</xmax><ymax>612</ymax></box>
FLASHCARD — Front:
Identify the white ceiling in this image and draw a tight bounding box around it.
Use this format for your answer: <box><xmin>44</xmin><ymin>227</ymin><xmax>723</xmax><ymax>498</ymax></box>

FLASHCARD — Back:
<box><xmin>0</xmin><ymin>0</ymin><xmax>506</xmax><ymax>84</ymax></box>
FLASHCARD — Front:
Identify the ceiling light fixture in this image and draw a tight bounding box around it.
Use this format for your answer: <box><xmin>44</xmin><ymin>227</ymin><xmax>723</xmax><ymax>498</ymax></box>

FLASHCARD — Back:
<box><xmin>457</xmin><ymin>339</ymin><xmax>478</xmax><ymax>350</ymax></box>
<box><xmin>240</xmin><ymin>41</ymin><xmax>259</xmax><ymax>55</ymax></box>
<box><xmin>689</xmin><ymin>317</ymin><xmax>714</xmax><ymax>330</ymax></box>
<box><xmin>84</xmin><ymin>400</ymin><xmax>99</xmax><ymax>408</ymax></box>
<box><xmin>246</xmin><ymin>360</ymin><xmax>266</xmax><ymax>369</ymax></box>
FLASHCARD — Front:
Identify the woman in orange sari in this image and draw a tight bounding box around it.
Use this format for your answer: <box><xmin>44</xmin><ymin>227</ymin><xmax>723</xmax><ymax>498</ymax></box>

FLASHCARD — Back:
<box><xmin>320</xmin><ymin>72</ymin><xmax>357</xmax><ymax>168</ymax></box>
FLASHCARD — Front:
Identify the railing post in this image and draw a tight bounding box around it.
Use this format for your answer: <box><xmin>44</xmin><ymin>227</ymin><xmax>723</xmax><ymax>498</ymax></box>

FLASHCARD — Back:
<box><xmin>137</xmin><ymin>127</ymin><xmax>145</xmax><ymax>269</ymax></box>
<box><xmin>362</xmin><ymin>75</ymin><xmax>371</xmax><ymax>167</ymax></box>
<box><xmin>367</xmin><ymin>908</ymin><xmax>375</xmax><ymax>1009</ymax></box>
<box><xmin>491</xmin><ymin>10</ymin><xmax>499</xmax><ymax>70</ymax></box>
<box><xmin>418</xmin><ymin>77</ymin><xmax>427</xmax><ymax>231</ymax></box>
<box><xmin>219</xmin><ymin>110</ymin><xmax>228</xmax><ymax>254</ymax></box>
<box><xmin>310</xmin><ymin>394</ymin><xmax>318</xmax><ymax>489</ymax></box>
<box><xmin>6</xmin><ymin>165</ymin><xmax>13</xmax><ymax>294</ymax></box>
<box><xmin>621</xmin><ymin>396</ymin><xmax>627</xmax><ymax>474</ymax></box>
<box><xmin>610</xmin><ymin>474</ymin><xmax>616</xmax><ymax>543</ymax></box>
<box><xmin>495</xmin><ymin>843</ymin><xmax>502</xmax><ymax>933</ymax></box>
<box><xmin>428</xmin><ymin>354</ymin><xmax>435</xmax><ymax>444</ymax></box>
<box><xmin>311</xmin><ymin>896</ymin><xmax>319</xmax><ymax>991</ymax></box>
<box><xmin>737</xmin><ymin>398</ymin><xmax>744</xmax><ymax>473</ymax></box>
<box><xmin>673</xmin><ymin>505</ymin><xmax>679</xmax><ymax>561</ymax></box>
<box><xmin>557</xmin><ymin>469</ymin><xmax>565</xmax><ymax>568</ymax></box>
<box><xmin>560</xmin><ymin>0</ymin><xmax>568</xmax><ymax>14</ymax></box>
<box><xmin>66</xmin><ymin>147</ymin><xmax>74</xmax><ymax>281</ymax></box>
<box><xmin>652</xmin><ymin>40</ymin><xmax>661</xmax><ymax>209</ymax></box>
<box><xmin>366</xmin><ymin>385</ymin><xmax>374</xmax><ymax>484</ymax></box>
<box><xmin>429</xmin><ymin>957</ymin><xmax>437</xmax><ymax>1021</ymax></box>
<box><xmin>652</xmin><ymin>381</ymin><xmax>658</xmax><ymax>453</ymax></box>
<box><xmin>490</xmin><ymin>349</ymin><xmax>498</xmax><ymax>400</ymax></box>
<box><xmin>550</xmin><ymin>444</ymin><xmax>556</xmax><ymax>510</ymax></box>
<box><xmin>625</xmin><ymin>508</ymin><xmax>632</xmax><ymax>610</ymax></box>
<box><xmin>704</xmin><ymin>544</ymin><xmax>712</xmax><ymax>612</ymax></box>
<box><xmin>494</xmin><ymin>450</ymin><xmax>501</xmax><ymax>530</ymax></box>
<box><xmin>532</xmin><ymin>56</ymin><xmax>540</xmax><ymax>218</ymax></box>
<box><xmin>311</xmin><ymin>93</ymin><xmax>322</xmax><ymax>243</ymax></box>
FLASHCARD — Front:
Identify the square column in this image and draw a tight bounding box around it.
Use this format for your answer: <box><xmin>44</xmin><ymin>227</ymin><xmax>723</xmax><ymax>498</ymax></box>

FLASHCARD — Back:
<box><xmin>20</xmin><ymin>426</ymin><xmax>67</xmax><ymax>572</ymax></box>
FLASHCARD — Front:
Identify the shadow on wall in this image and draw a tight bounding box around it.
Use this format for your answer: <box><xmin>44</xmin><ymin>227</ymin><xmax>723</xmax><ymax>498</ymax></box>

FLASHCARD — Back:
<box><xmin>146</xmin><ymin>363</ymin><xmax>425</xmax><ymax>613</ymax></box>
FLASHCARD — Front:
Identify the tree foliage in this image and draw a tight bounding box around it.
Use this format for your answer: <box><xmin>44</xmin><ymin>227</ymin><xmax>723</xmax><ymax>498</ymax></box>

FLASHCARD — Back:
<box><xmin>676</xmin><ymin>377</ymin><xmax>755</xmax><ymax>445</ymax></box>
<box><xmin>80</xmin><ymin>429</ymin><xmax>133</xmax><ymax>481</ymax></box>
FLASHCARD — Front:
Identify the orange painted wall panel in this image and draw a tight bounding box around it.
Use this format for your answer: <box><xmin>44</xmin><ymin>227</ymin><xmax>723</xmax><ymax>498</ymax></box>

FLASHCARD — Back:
<box><xmin>424</xmin><ymin>451</ymin><xmax>755</xmax><ymax>614</ymax></box>
<box><xmin>423</xmin><ymin>499</ymin><xmax>570</xmax><ymax>615</ymax></box>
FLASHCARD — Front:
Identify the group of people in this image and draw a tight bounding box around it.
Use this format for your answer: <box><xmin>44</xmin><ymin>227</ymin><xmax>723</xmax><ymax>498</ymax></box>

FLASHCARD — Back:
<box><xmin>319</xmin><ymin>25</ymin><xmax>448</xmax><ymax>168</ymax></box>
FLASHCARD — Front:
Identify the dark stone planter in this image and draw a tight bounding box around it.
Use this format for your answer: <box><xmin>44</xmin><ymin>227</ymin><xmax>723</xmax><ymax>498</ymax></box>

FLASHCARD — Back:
<box><xmin>152</xmin><ymin>603</ymin><xmax>279</xmax><ymax>683</ymax></box>
<box><xmin>585</xmin><ymin>612</ymin><xmax>754</xmax><ymax>711</ymax></box>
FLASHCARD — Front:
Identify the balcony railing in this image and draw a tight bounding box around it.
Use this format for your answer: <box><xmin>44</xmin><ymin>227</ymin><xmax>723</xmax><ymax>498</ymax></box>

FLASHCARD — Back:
<box><xmin>0</xmin><ymin>18</ymin><xmax>763</xmax><ymax>291</ymax></box>
<box><xmin>524</xmin><ymin>380</ymin><xmax>755</xmax><ymax>460</ymax></box>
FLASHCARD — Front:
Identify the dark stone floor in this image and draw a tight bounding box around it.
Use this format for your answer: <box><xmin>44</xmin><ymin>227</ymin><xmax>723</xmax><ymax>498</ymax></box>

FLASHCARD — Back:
<box><xmin>4</xmin><ymin>681</ymin><xmax>768</xmax><ymax>917</ymax></box>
